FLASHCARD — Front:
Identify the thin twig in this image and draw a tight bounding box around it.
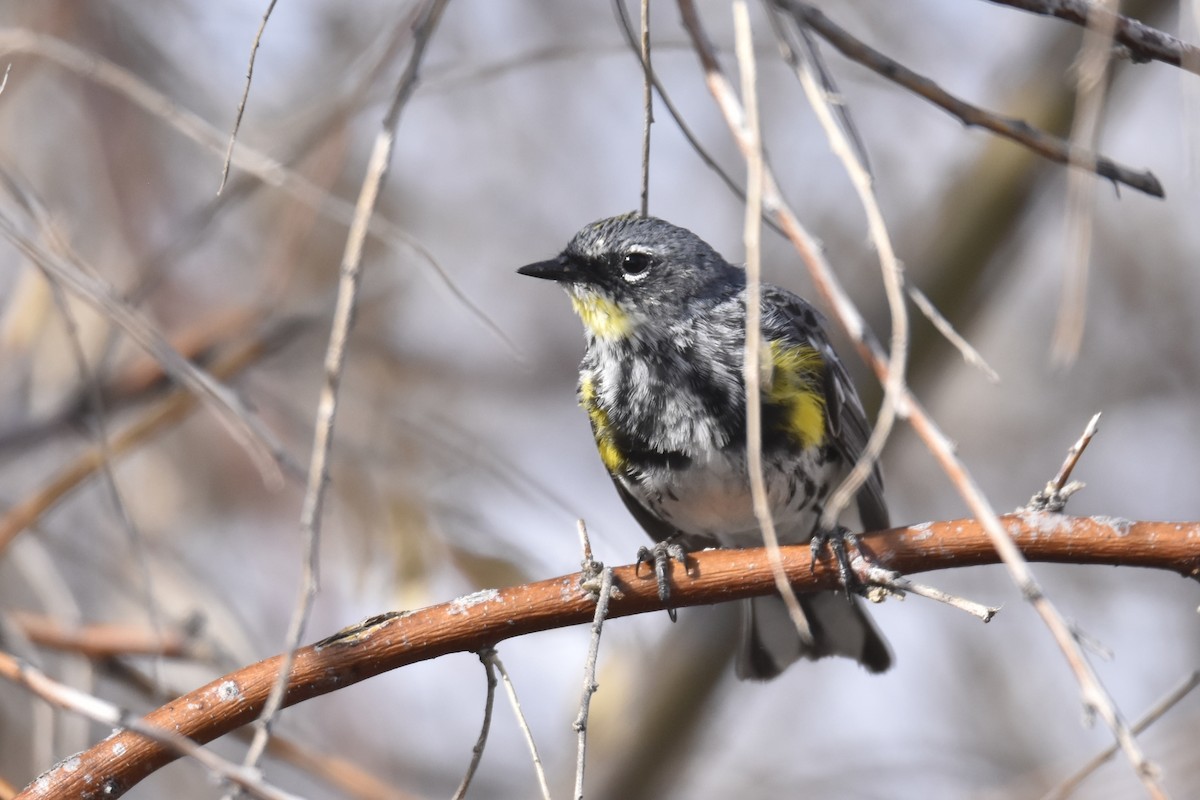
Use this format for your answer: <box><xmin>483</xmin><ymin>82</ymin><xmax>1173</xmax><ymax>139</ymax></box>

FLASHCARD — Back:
<box><xmin>638</xmin><ymin>0</ymin><xmax>652</xmax><ymax>216</ymax></box>
<box><xmin>0</xmin><ymin>30</ymin><xmax>520</xmax><ymax>360</ymax></box>
<box><xmin>1044</xmin><ymin>670</ymin><xmax>1200</xmax><ymax>800</ymax></box>
<box><xmin>676</xmin><ymin>3</ymin><xmax>1165</xmax><ymax>793</ymax></box>
<box><xmin>0</xmin><ymin>211</ymin><xmax>289</xmax><ymax>487</ymax></box>
<box><xmin>0</xmin><ymin>173</ymin><xmax>169</xmax><ymax>691</ymax></box>
<box><xmin>610</xmin><ymin>1</ymin><xmax>787</xmax><ymax>238</ymax></box>
<box><xmin>1051</xmin><ymin>412</ymin><xmax>1102</xmax><ymax>491</ymax></box>
<box><xmin>0</xmin><ymin>651</ymin><xmax>302</xmax><ymax>800</ymax></box>
<box><xmin>763</xmin><ymin>5</ymin><xmax>910</xmax><ymax>529</ymax></box>
<box><xmin>219</xmin><ymin>0</ymin><xmax>279</xmax><ymax>194</ymax></box>
<box><xmin>240</xmin><ymin>0</ymin><xmax>450</xmax><ymax>774</ymax></box>
<box><xmin>856</xmin><ymin>561</ymin><xmax>998</xmax><ymax>622</ymax></box>
<box><xmin>488</xmin><ymin>652</ymin><xmax>552</xmax><ymax>800</ymax></box>
<box><xmin>1025</xmin><ymin>412</ymin><xmax>1101</xmax><ymax>512</ymax></box>
<box><xmin>986</xmin><ymin>0</ymin><xmax>1200</xmax><ymax>77</ymax></box>
<box><xmin>574</xmin><ymin>566</ymin><xmax>614</xmax><ymax>800</ymax></box>
<box><xmin>1051</xmin><ymin>0</ymin><xmax>1118</xmax><ymax>365</ymax></box>
<box><xmin>771</xmin><ymin>1</ymin><xmax>1163</xmax><ymax>198</ymax></box>
<box><xmin>906</xmin><ymin>283</ymin><xmax>1000</xmax><ymax>383</ymax></box>
<box><xmin>452</xmin><ymin>649</ymin><xmax>499</xmax><ymax>800</ymax></box>
<box><xmin>0</xmin><ymin>324</ymin><xmax>276</xmax><ymax>559</ymax></box>
<box><xmin>735</xmin><ymin>0</ymin><xmax>813</xmax><ymax>642</ymax></box>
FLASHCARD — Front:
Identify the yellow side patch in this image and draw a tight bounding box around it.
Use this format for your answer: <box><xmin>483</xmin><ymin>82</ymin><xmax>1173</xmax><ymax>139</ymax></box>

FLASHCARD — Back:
<box><xmin>579</xmin><ymin>377</ymin><xmax>624</xmax><ymax>472</ymax></box>
<box><xmin>765</xmin><ymin>340</ymin><xmax>826</xmax><ymax>450</ymax></box>
<box><xmin>570</xmin><ymin>293</ymin><xmax>632</xmax><ymax>340</ymax></box>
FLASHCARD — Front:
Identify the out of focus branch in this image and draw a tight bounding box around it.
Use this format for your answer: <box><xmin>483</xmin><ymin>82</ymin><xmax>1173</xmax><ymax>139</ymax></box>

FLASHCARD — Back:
<box><xmin>985</xmin><ymin>0</ymin><xmax>1200</xmax><ymax>76</ymax></box>
<box><xmin>20</xmin><ymin>515</ymin><xmax>1199</xmax><ymax>800</ymax></box>
<box><xmin>770</xmin><ymin>1</ymin><xmax>1165</xmax><ymax>198</ymax></box>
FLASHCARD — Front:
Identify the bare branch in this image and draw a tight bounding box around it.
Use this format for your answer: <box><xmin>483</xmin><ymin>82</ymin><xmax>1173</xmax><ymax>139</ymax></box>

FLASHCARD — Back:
<box><xmin>218</xmin><ymin>0</ymin><xmax>280</xmax><ymax>194</ymax></box>
<box><xmin>451</xmin><ymin>650</ymin><xmax>498</xmax><ymax>800</ymax></box>
<box><xmin>240</xmin><ymin>0</ymin><xmax>450</xmax><ymax>774</ymax></box>
<box><xmin>638</xmin><ymin>0</ymin><xmax>653</xmax><ymax>216</ymax></box>
<box><xmin>1045</xmin><ymin>670</ymin><xmax>1200</xmax><ymax>799</ymax></box>
<box><xmin>770</xmin><ymin>1</ymin><xmax>1164</xmax><ymax>198</ymax></box>
<box><xmin>1026</xmin><ymin>413</ymin><xmax>1102</xmax><ymax>512</ymax></box>
<box><xmin>0</xmin><ymin>652</ymin><xmax>301</xmax><ymax>800</ymax></box>
<box><xmin>489</xmin><ymin>652</ymin><xmax>552</xmax><ymax>800</ymax></box>
<box><xmin>675</xmin><ymin>4</ymin><xmax>1165</xmax><ymax>792</ymax></box>
<box><xmin>986</xmin><ymin>0</ymin><xmax>1200</xmax><ymax>76</ymax></box>
<box><xmin>24</xmin><ymin>516</ymin><xmax>1199</xmax><ymax>799</ymax></box>
<box><xmin>574</xmin><ymin>567</ymin><xmax>614</xmax><ymax>800</ymax></box>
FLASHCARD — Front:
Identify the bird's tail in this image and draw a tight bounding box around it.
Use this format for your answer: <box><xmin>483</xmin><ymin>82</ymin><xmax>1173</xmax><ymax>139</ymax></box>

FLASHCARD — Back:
<box><xmin>735</xmin><ymin>592</ymin><xmax>892</xmax><ymax>680</ymax></box>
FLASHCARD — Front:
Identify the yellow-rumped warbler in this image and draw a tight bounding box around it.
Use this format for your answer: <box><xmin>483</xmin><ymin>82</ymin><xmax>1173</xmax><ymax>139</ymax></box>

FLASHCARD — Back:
<box><xmin>518</xmin><ymin>214</ymin><xmax>891</xmax><ymax>679</ymax></box>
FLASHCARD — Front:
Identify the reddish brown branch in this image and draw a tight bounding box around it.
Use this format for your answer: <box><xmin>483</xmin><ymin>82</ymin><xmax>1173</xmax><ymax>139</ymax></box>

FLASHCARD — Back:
<box><xmin>17</xmin><ymin>515</ymin><xmax>1200</xmax><ymax>799</ymax></box>
<box><xmin>7</xmin><ymin>612</ymin><xmax>192</xmax><ymax>660</ymax></box>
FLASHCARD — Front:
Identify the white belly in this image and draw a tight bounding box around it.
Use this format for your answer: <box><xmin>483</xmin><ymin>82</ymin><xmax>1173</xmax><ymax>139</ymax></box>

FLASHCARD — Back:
<box><xmin>625</xmin><ymin>448</ymin><xmax>831</xmax><ymax>547</ymax></box>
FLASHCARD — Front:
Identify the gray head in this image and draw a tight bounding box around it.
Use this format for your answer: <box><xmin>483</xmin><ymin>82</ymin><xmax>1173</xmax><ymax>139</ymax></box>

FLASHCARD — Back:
<box><xmin>517</xmin><ymin>214</ymin><xmax>742</xmax><ymax>340</ymax></box>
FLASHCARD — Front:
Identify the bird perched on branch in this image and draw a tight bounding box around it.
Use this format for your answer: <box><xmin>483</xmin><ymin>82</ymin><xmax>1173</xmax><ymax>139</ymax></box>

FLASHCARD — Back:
<box><xmin>518</xmin><ymin>214</ymin><xmax>890</xmax><ymax>679</ymax></box>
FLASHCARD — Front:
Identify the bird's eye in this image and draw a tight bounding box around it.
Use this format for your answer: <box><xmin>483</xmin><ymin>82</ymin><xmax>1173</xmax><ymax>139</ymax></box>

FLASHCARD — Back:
<box><xmin>622</xmin><ymin>252</ymin><xmax>654</xmax><ymax>278</ymax></box>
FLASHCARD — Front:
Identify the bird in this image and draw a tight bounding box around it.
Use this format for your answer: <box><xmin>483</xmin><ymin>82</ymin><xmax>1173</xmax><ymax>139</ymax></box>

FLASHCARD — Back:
<box><xmin>517</xmin><ymin>213</ymin><xmax>891</xmax><ymax>679</ymax></box>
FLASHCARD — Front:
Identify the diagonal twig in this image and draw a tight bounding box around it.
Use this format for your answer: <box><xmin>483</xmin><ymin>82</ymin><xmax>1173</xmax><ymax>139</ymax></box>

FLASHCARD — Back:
<box><xmin>986</xmin><ymin>0</ymin><xmax>1200</xmax><ymax>77</ymax></box>
<box><xmin>0</xmin><ymin>651</ymin><xmax>301</xmax><ymax>800</ymax></box>
<box><xmin>218</xmin><ymin>0</ymin><xmax>280</xmax><ymax>194</ymax></box>
<box><xmin>763</xmin><ymin>4</ymin><xmax>910</xmax><ymax>529</ymax></box>
<box><xmin>239</xmin><ymin>0</ymin><xmax>451</xmax><ymax>776</ymax></box>
<box><xmin>1044</xmin><ymin>670</ymin><xmax>1200</xmax><ymax>799</ymax></box>
<box><xmin>1026</xmin><ymin>412</ymin><xmax>1101</xmax><ymax>512</ymax></box>
<box><xmin>0</xmin><ymin>210</ymin><xmax>291</xmax><ymax>487</ymax></box>
<box><xmin>675</xmin><ymin>3</ymin><xmax>1166</xmax><ymax>795</ymax></box>
<box><xmin>771</xmin><ymin>1</ymin><xmax>1164</xmax><ymax>198</ymax></box>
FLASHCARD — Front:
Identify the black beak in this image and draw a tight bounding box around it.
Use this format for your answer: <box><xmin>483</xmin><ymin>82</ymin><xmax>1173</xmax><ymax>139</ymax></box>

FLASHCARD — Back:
<box><xmin>517</xmin><ymin>255</ymin><xmax>581</xmax><ymax>283</ymax></box>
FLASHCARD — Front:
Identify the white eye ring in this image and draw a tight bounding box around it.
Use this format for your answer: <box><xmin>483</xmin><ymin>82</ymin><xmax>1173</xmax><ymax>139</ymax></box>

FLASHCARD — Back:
<box><xmin>621</xmin><ymin>252</ymin><xmax>655</xmax><ymax>282</ymax></box>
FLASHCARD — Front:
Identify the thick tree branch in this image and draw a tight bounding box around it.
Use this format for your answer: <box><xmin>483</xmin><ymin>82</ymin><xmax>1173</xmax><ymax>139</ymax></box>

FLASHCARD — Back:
<box><xmin>17</xmin><ymin>515</ymin><xmax>1199</xmax><ymax>799</ymax></box>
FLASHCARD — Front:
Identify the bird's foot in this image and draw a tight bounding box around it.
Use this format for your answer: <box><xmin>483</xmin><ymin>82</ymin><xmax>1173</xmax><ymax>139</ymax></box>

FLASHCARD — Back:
<box><xmin>810</xmin><ymin>525</ymin><xmax>863</xmax><ymax>601</ymax></box>
<box><xmin>636</xmin><ymin>540</ymin><xmax>688</xmax><ymax>622</ymax></box>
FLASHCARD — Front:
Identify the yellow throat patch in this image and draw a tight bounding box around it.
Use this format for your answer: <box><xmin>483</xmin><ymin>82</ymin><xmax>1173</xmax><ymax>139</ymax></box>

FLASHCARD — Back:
<box><xmin>570</xmin><ymin>292</ymin><xmax>632</xmax><ymax>340</ymax></box>
<box><xmin>765</xmin><ymin>340</ymin><xmax>827</xmax><ymax>450</ymax></box>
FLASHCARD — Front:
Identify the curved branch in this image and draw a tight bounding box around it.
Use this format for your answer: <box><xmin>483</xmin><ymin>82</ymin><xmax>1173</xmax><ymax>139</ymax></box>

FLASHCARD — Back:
<box><xmin>18</xmin><ymin>515</ymin><xmax>1200</xmax><ymax>799</ymax></box>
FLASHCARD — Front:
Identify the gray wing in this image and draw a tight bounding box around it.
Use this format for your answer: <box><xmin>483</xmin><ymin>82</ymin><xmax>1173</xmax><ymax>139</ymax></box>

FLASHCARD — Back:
<box><xmin>763</xmin><ymin>286</ymin><xmax>889</xmax><ymax>532</ymax></box>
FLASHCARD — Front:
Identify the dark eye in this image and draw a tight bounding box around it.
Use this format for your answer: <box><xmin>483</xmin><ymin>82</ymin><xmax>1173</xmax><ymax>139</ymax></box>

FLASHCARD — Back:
<box><xmin>622</xmin><ymin>252</ymin><xmax>654</xmax><ymax>277</ymax></box>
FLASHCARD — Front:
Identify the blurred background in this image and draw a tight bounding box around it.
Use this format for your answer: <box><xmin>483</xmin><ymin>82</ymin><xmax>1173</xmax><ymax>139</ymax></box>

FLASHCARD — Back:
<box><xmin>0</xmin><ymin>1</ymin><xmax>1198</xmax><ymax>798</ymax></box>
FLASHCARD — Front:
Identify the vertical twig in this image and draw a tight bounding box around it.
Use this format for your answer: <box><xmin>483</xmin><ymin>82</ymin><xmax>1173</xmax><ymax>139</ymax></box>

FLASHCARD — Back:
<box><xmin>1052</xmin><ymin>0</ymin><xmax>1118</xmax><ymax>365</ymax></box>
<box><xmin>638</xmin><ymin>0</ymin><xmax>653</xmax><ymax>216</ymax></box>
<box><xmin>239</xmin><ymin>0</ymin><xmax>450</xmax><ymax>776</ymax></box>
<box><xmin>488</xmin><ymin>652</ymin><xmax>552</xmax><ymax>800</ymax></box>
<box><xmin>574</xmin><ymin>566</ymin><xmax>614</xmax><ymax>800</ymax></box>
<box><xmin>452</xmin><ymin>650</ymin><xmax>499</xmax><ymax>800</ymax></box>
<box><xmin>734</xmin><ymin>1</ymin><xmax>812</xmax><ymax>638</ymax></box>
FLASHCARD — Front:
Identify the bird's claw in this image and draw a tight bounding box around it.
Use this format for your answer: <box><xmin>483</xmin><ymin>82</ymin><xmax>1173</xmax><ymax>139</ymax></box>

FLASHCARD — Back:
<box><xmin>810</xmin><ymin>525</ymin><xmax>861</xmax><ymax>600</ymax></box>
<box><xmin>636</xmin><ymin>540</ymin><xmax>688</xmax><ymax>621</ymax></box>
